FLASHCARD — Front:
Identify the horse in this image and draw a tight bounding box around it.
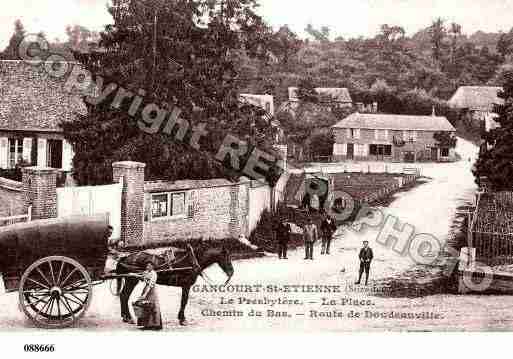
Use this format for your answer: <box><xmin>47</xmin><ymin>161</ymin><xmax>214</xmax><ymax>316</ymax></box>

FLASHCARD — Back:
<box><xmin>115</xmin><ymin>245</ymin><xmax>234</xmax><ymax>326</ymax></box>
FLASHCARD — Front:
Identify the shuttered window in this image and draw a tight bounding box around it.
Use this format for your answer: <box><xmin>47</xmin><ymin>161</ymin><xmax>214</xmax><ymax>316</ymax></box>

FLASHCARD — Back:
<box><xmin>8</xmin><ymin>138</ymin><xmax>27</xmax><ymax>168</ymax></box>
<box><xmin>402</xmin><ymin>130</ymin><xmax>417</xmax><ymax>142</ymax></box>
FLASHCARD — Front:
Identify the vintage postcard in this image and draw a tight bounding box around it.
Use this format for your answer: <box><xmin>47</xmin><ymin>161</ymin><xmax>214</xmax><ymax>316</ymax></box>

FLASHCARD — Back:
<box><xmin>1</xmin><ymin>1</ymin><xmax>513</xmax><ymax>350</ymax></box>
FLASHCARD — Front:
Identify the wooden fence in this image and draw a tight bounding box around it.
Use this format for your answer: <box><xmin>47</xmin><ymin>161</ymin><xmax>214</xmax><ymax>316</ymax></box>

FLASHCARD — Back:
<box><xmin>0</xmin><ymin>206</ymin><xmax>32</xmax><ymax>227</ymax></box>
<box><xmin>472</xmin><ymin>231</ymin><xmax>513</xmax><ymax>266</ymax></box>
<box><xmin>470</xmin><ymin>191</ymin><xmax>513</xmax><ymax>266</ymax></box>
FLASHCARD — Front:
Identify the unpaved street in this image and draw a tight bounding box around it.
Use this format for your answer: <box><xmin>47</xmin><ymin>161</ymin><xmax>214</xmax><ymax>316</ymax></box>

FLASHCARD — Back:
<box><xmin>2</xmin><ymin>138</ymin><xmax>512</xmax><ymax>332</ymax></box>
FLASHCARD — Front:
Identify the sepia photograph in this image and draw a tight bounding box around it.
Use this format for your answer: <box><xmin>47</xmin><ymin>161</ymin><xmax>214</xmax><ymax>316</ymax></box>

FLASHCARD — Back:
<box><xmin>1</xmin><ymin>0</ymin><xmax>513</xmax><ymax>355</ymax></box>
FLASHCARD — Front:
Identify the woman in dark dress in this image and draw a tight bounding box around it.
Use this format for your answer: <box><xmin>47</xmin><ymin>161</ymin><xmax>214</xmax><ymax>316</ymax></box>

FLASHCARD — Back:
<box><xmin>134</xmin><ymin>261</ymin><xmax>163</xmax><ymax>330</ymax></box>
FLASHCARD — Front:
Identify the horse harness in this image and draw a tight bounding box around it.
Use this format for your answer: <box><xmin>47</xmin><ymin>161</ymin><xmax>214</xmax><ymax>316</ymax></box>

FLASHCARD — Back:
<box><xmin>117</xmin><ymin>245</ymin><xmax>201</xmax><ymax>275</ymax></box>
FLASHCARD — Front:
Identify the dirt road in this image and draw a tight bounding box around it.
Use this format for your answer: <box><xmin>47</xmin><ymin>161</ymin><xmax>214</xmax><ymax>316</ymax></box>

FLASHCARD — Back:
<box><xmin>2</xmin><ymin>138</ymin><xmax>512</xmax><ymax>332</ymax></box>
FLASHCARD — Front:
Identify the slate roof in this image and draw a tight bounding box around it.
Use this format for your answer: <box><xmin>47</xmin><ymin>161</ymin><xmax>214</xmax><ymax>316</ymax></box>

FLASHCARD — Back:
<box><xmin>448</xmin><ymin>86</ymin><xmax>503</xmax><ymax>111</ymax></box>
<box><xmin>0</xmin><ymin>60</ymin><xmax>87</xmax><ymax>132</ymax></box>
<box><xmin>332</xmin><ymin>113</ymin><xmax>456</xmax><ymax>132</ymax></box>
<box><xmin>288</xmin><ymin>87</ymin><xmax>352</xmax><ymax>103</ymax></box>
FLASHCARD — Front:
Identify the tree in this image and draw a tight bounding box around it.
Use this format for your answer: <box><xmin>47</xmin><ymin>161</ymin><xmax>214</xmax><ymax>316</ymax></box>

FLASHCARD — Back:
<box><xmin>269</xmin><ymin>25</ymin><xmax>302</xmax><ymax>66</ymax></box>
<box><xmin>1</xmin><ymin>20</ymin><xmax>26</xmax><ymax>59</ymax></box>
<box><xmin>309</xmin><ymin>131</ymin><xmax>334</xmax><ymax>160</ymax></box>
<box><xmin>448</xmin><ymin>22</ymin><xmax>462</xmax><ymax>64</ymax></box>
<box><xmin>378</xmin><ymin>24</ymin><xmax>405</xmax><ymax>43</ymax></box>
<box><xmin>428</xmin><ymin>18</ymin><xmax>447</xmax><ymax>64</ymax></box>
<box><xmin>63</xmin><ymin>0</ymin><xmax>279</xmax><ymax>185</ymax></box>
<box><xmin>473</xmin><ymin>70</ymin><xmax>513</xmax><ymax>190</ymax></box>
<box><xmin>305</xmin><ymin>24</ymin><xmax>330</xmax><ymax>42</ymax></box>
<box><xmin>433</xmin><ymin>131</ymin><xmax>457</xmax><ymax>148</ymax></box>
<box><xmin>498</xmin><ymin>30</ymin><xmax>513</xmax><ymax>57</ymax></box>
<box><xmin>296</xmin><ymin>77</ymin><xmax>318</xmax><ymax>103</ymax></box>
<box><xmin>65</xmin><ymin>25</ymin><xmax>100</xmax><ymax>52</ymax></box>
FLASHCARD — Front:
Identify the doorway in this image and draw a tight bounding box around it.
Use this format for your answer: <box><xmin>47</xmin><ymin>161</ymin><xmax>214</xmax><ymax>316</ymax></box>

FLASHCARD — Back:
<box><xmin>347</xmin><ymin>143</ymin><xmax>354</xmax><ymax>160</ymax></box>
<box><xmin>47</xmin><ymin>139</ymin><xmax>63</xmax><ymax>169</ymax></box>
<box><xmin>431</xmin><ymin>147</ymin><xmax>439</xmax><ymax>162</ymax></box>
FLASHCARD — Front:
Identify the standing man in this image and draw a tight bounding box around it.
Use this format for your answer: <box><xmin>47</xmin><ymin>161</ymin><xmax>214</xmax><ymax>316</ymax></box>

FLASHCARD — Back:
<box><xmin>276</xmin><ymin>220</ymin><xmax>291</xmax><ymax>259</ymax></box>
<box><xmin>355</xmin><ymin>241</ymin><xmax>373</xmax><ymax>285</ymax></box>
<box><xmin>320</xmin><ymin>213</ymin><xmax>337</xmax><ymax>255</ymax></box>
<box><xmin>303</xmin><ymin>217</ymin><xmax>318</xmax><ymax>260</ymax></box>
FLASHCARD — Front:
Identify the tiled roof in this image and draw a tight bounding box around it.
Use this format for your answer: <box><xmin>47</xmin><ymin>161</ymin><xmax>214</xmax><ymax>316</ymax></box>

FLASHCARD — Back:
<box><xmin>332</xmin><ymin>113</ymin><xmax>456</xmax><ymax>132</ymax></box>
<box><xmin>0</xmin><ymin>60</ymin><xmax>87</xmax><ymax>132</ymax></box>
<box><xmin>448</xmin><ymin>86</ymin><xmax>503</xmax><ymax>111</ymax></box>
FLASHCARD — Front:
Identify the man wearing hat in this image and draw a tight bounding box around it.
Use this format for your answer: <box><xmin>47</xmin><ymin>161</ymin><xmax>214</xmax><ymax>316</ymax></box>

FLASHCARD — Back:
<box><xmin>303</xmin><ymin>217</ymin><xmax>319</xmax><ymax>260</ymax></box>
<box><xmin>355</xmin><ymin>241</ymin><xmax>373</xmax><ymax>285</ymax></box>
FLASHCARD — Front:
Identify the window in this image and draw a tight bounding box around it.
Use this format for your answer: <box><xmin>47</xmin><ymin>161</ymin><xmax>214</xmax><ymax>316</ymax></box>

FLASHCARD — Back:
<box><xmin>348</xmin><ymin>128</ymin><xmax>360</xmax><ymax>139</ymax></box>
<box><xmin>441</xmin><ymin>148</ymin><xmax>450</xmax><ymax>157</ymax></box>
<box><xmin>403</xmin><ymin>130</ymin><xmax>417</xmax><ymax>142</ymax></box>
<box><xmin>354</xmin><ymin>144</ymin><xmax>367</xmax><ymax>157</ymax></box>
<box><xmin>375</xmin><ymin>129</ymin><xmax>388</xmax><ymax>140</ymax></box>
<box><xmin>370</xmin><ymin>144</ymin><xmax>392</xmax><ymax>157</ymax></box>
<box><xmin>333</xmin><ymin>143</ymin><xmax>346</xmax><ymax>156</ymax></box>
<box><xmin>151</xmin><ymin>192</ymin><xmax>186</xmax><ymax>220</ymax></box>
<box><xmin>8</xmin><ymin>138</ymin><xmax>24</xmax><ymax>168</ymax></box>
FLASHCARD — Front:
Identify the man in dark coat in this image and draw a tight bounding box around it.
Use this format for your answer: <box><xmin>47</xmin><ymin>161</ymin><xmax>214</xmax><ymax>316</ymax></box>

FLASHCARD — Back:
<box><xmin>275</xmin><ymin>220</ymin><xmax>291</xmax><ymax>259</ymax></box>
<box><xmin>320</xmin><ymin>213</ymin><xmax>337</xmax><ymax>255</ymax></box>
<box><xmin>303</xmin><ymin>217</ymin><xmax>318</xmax><ymax>260</ymax></box>
<box><xmin>355</xmin><ymin>241</ymin><xmax>373</xmax><ymax>285</ymax></box>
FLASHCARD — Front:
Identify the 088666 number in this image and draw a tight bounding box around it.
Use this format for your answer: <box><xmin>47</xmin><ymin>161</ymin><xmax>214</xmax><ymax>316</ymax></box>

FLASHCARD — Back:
<box><xmin>24</xmin><ymin>344</ymin><xmax>55</xmax><ymax>353</ymax></box>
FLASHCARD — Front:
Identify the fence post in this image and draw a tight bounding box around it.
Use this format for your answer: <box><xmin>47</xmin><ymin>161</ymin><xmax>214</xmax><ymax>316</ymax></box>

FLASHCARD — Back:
<box><xmin>113</xmin><ymin>161</ymin><xmax>146</xmax><ymax>245</ymax></box>
<box><xmin>467</xmin><ymin>211</ymin><xmax>473</xmax><ymax>250</ymax></box>
<box><xmin>22</xmin><ymin>167</ymin><xmax>58</xmax><ymax>220</ymax></box>
<box><xmin>27</xmin><ymin>205</ymin><xmax>32</xmax><ymax>222</ymax></box>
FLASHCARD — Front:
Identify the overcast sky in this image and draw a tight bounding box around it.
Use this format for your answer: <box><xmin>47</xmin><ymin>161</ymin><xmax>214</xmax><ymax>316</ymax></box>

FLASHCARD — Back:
<box><xmin>2</xmin><ymin>0</ymin><xmax>513</xmax><ymax>49</ymax></box>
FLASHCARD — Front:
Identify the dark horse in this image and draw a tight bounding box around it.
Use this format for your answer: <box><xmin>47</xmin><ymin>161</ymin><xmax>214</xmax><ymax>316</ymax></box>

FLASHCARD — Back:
<box><xmin>115</xmin><ymin>245</ymin><xmax>234</xmax><ymax>325</ymax></box>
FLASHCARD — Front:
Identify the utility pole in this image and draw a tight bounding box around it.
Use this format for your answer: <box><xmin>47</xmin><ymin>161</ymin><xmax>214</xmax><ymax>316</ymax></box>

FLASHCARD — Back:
<box><xmin>152</xmin><ymin>6</ymin><xmax>158</xmax><ymax>88</ymax></box>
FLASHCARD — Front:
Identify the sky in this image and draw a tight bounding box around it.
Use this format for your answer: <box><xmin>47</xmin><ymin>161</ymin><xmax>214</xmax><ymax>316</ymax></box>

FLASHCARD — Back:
<box><xmin>2</xmin><ymin>0</ymin><xmax>513</xmax><ymax>49</ymax></box>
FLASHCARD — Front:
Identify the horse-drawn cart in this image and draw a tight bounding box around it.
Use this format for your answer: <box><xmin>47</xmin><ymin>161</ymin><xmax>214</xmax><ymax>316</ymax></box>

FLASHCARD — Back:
<box><xmin>0</xmin><ymin>215</ymin><xmax>235</xmax><ymax>329</ymax></box>
<box><xmin>0</xmin><ymin>215</ymin><xmax>110</xmax><ymax>329</ymax></box>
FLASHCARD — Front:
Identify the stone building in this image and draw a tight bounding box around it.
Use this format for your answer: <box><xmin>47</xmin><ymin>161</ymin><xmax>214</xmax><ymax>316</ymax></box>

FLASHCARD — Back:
<box><xmin>0</xmin><ymin>60</ymin><xmax>81</xmax><ymax>174</ymax></box>
<box><xmin>448</xmin><ymin>86</ymin><xmax>502</xmax><ymax>131</ymax></box>
<box><xmin>331</xmin><ymin>113</ymin><xmax>457</xmax><ymax>162</ymax></box>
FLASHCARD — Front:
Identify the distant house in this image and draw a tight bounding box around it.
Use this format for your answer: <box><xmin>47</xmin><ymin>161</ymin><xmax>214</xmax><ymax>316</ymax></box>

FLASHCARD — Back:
<box><xmin>287</xmin><ymin>87</ymin><xmax>353</xmax><ymax>108</ymax></box>
<box><xmin>449</xmin><ymin>86</ymin><xmax>502</xmax><ymax>130</ymax></box>
<box><xmin>239</xmin><ymin>94</ymin><xmax>274</xmax><ymax>116</ymax></box>
<box><xmin>0</xmin><ymin>60</ymin><xmax>82</xmax><ymax>173</ymax></box>
<box><xmin>239</xmin><ymin>93</ymin><xmax>286</xmax><ymax>144</ymax></box>
<box><xmin>331</xmin><ymin>113</ymin><xmax>457</xmax><ymax>162</ymax></box>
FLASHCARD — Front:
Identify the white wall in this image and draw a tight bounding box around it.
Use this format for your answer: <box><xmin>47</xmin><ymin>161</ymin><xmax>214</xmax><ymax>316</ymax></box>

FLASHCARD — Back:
<box><xmin>57</xmin><ymin>180</ymin><xmax>122</xmax><ymax>239</ymax></box>
<box><xmin>248</xmin><ymin>182</ymin><xmax>272</xmax><ymax>235</ymax></box>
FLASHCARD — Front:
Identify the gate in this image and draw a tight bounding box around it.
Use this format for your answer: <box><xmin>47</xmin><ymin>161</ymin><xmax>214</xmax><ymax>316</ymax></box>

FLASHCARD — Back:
<box><xmin>56</xmin><ymin>180</ymin><xmax>122</xmax><ymax>239</ymax></box>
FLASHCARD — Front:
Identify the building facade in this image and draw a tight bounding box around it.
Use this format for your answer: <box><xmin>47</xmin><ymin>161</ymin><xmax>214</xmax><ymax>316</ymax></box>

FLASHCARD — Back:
<box><xmin>0</xmin><ymin>61</ymin><xmax>81</xmax><ymax>173</ymax></box>
<box><xmin>332</xmin><ymin>113</ymin><xmax>457</xmax><ymax>162</ymax></box>
<box><xmin>449</xmin><ymin>86</ymin><xmax>502</xmax><ymax>129</ymax></box>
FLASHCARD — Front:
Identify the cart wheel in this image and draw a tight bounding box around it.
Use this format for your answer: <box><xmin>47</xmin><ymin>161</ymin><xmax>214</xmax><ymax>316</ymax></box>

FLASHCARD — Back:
<box><xmin>19</xmin><ymin>256</ymin><xmax>93</xmax><ymax>329</ymax></box>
